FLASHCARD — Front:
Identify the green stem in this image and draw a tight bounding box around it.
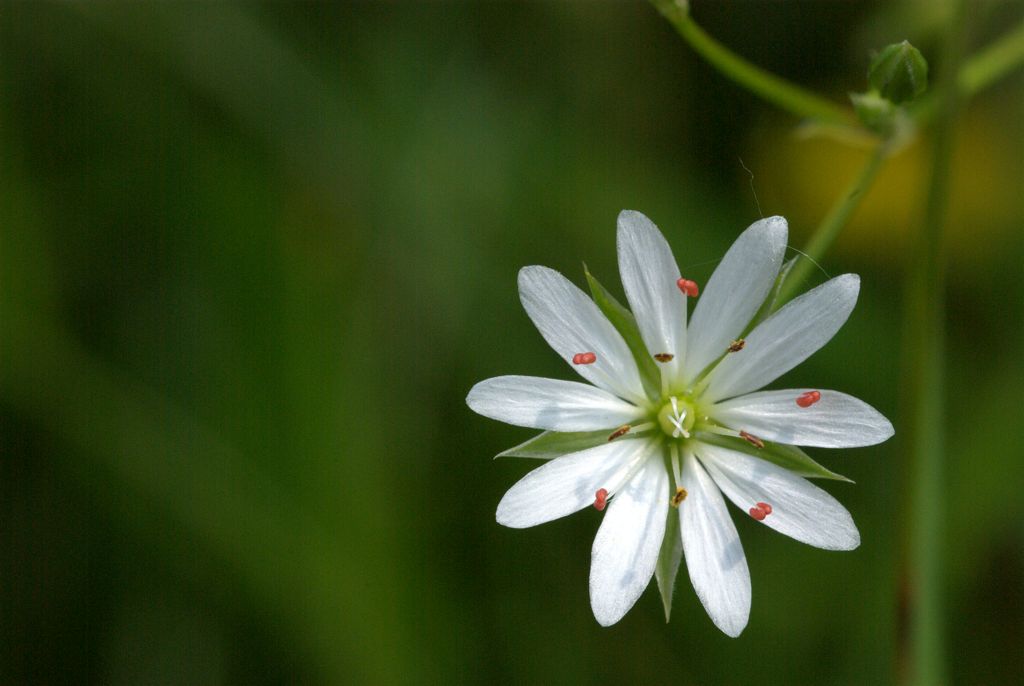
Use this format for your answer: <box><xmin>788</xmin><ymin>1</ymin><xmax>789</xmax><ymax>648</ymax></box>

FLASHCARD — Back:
<box><xmin>902</xmin><ymin>2</ymin><xmax>968</xmax><ymax>685</ymax></box>
<box><xmin>649</xmin><ymin>0</ymin><xmax>856</xmax><ymax>127</ymax></box>
<box><xmin>773</xmin><ymin>141</ymin><xmax>889</xmax><ymax>307</ymax></box>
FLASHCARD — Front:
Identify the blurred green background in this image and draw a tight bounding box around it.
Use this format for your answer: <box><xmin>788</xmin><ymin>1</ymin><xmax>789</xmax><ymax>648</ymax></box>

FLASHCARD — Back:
<box><xmin>2</xmin><ymin>2</ymin><xmax>1022</xmax><ymax>684</ymax></box>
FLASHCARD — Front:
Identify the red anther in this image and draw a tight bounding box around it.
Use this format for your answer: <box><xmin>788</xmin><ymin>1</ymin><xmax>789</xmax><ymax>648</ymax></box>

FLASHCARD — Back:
<box><xmin>676</xmin><ymin>278</ymin><xmax>699</xmax><ymax>297</ymax></box>
<box><xmin>749</xmin><ymin>506</ymin><xmax>767</xmax><ymax>521</ymax></box>
<box><xmin>572</xmin><ymin>352</ymin><xmax>597</xmax><ymax>365</ymax></box>
<box><xmin>653</xmin><ymin>353</ymin><xmax>674</xmax><ymax>363</ymax></box>
<box><xmin>740</xmin><ymin>430</ymin><xmax>765</xmax><ymax>449</ymax></box>
<box><xmin>756</xmin><ymin>502</ymin><xmax>773</xmax><ymax>516</ymax></box>
<box><xmin>593</xmin><ymin>488</ymin><xmax>609</xmax><ymax>511</ymax></box>
<box><xmin>796</xmin><ymin>390</ymin><xmax>822</xmax><ymax>408</ymax></box>
<box><xmin>607</xmin><ymin>425</ymin><xmax>631</xmax><ymax>442</ymax></box>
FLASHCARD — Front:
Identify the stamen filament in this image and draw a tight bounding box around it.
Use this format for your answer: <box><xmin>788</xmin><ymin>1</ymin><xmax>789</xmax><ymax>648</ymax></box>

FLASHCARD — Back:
<box><xmin>698</xmin><ymin>425</ymin><xmax>739</xmax><ymax>438</ymax></box>
<box><xmin>670</xmin><ymin>443</ymin><xmax>682</xmax><ymax>485</ymax></box>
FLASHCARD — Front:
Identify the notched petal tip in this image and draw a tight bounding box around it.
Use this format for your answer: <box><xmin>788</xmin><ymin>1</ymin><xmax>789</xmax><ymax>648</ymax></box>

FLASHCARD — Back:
<box><xmin>615</xmin><ymin>209</ymin><xmax>660</xmax><ymax>245</ymax></box>
<box><xmin>747</xmin><ymin>215</ymin><xmax>788</xmax><ymax>246</ymax></box>
<box><xmin>836</xmin><ymin>272</ymin><xmax>861</xmax><ymax>297</ymax></box>
<box><xmin>751</xmin><ymin>214</ymin><xmax>788</xmax><ymax>231</ymax></box>
<box><xmin>516</xmin><ymin>264</ymin><xmax>551</xmax><ymax>289</ymax></box>
<box><xmin>465</xmin><ymin>380</ymin><xmax>487</xmax><ymax>412</ymax></box>
<box><xmin>719</xmin><ymin>618</ymin><xmax>747</xmax><ymax>638</ymax></box>
<box><xmin>616</xmin><ymin>208</ymin><xmax>651</xmax><ymax>226</ymax></box>
<box><xmin>589</xmin><ymin>579</ymin><xmax>620</xmax><ymax>627</ymax></box>
<box><xmin>861</xmin><ymin>410</ymin><xmax>895</xmax><ymax>446</ymax></box>
<box><xmin>836</xmin><ymin>526</ymin><xmax>862</xmax><ymax>551</ymax></box>
<box><xmin>816</xmin><ymin>514</ymin><xmax>861</xmax><ymax>551</ymax></box>
<box><xmin>495</xmin><ymin>498</ymin><xmax>533</xmax><ymax>530</ymax></box>
<box><xmin>589</xmin><ymin>576</ymin><xmax>641</xmax><ymax>628</ymax></box>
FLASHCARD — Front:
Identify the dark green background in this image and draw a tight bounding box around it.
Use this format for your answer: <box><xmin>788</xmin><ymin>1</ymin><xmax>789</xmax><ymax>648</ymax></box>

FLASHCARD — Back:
<box><xmin>2</xmin><ymin>2</ymin><xmax>1021</xmax><ymax>684</ymax></box>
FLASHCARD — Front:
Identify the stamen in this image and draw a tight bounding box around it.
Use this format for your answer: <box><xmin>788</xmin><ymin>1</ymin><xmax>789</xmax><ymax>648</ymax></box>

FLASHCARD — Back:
<box><xmin>653</xmin><ymin>353</ymin><xmax>674</xmax><ymax>363</ymax></box>
<box><xmin>796</xmin><ymin>390</ymin><xmax>821</xmax><ymax>408</ymax></box>
<box><xmin>676</xmin><ymin>278</ymin><xmax>699</xmax><ymax>297</ymax></box>
<box><xmin>749</xmin><ymin>505</ymin><xmax>767</xmax><ymax>521</ymax></box>
<box><xmin>670</xmin><ymin>444</ymin><xmax>682</xmax><ymax>485</ymax></box>
<box><xmin>572</xmin><ymin>352</ymin><xmax>597</xmax><ymax>365</ymax></box>
<box><xmin>593</xmin><ymin>488</ymin><xmax>609</xmax><ymax>511</ymax></box>
<box><xmin>727</xmin><ymin>339</ymin><xmax>746</xmax><ymax>353</ymax></box>
<box><xmin>699</xmin><ymin>425</ymin><xmax>739</xmax><ymax>438</ymax></box>
<box><xmin>756</xmin><ymin>501</ymin><xmax>773</xmax><ymax>515</ymax></box>
<box><xmin>607</xmin><ymin>425</ymin><xmax>631</xmax><ymax>442</ymax></box>
<box><xmin>740</xmin><ymin>430</ymin><xmax>765</xmax><ymax>449</ymax></box>
<box><xmin>671</xmin><ymin>486</ymin><xmax>688</xmax><ymax>508</ymax></box>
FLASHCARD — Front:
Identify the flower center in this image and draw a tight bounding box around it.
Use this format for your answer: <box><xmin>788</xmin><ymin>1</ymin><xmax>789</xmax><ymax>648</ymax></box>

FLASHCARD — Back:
<box><xmin>657</xmin><ymin>396</ymin><xmax>696</xmax><ymax>439</ymax></box>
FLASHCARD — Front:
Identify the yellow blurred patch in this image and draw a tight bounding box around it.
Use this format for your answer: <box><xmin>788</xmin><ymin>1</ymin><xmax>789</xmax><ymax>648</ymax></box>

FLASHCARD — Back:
<box><xmin>746</xmin><ymin>106</ymin><xmax>1021</xmax><ymax>270</ymax></box>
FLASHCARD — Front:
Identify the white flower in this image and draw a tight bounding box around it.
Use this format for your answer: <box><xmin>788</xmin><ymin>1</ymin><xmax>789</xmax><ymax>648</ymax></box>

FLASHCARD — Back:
<box><xmin>467</xmin><ymin>211</ymin><xmax>894</xmax><ymax>635</ymax></box>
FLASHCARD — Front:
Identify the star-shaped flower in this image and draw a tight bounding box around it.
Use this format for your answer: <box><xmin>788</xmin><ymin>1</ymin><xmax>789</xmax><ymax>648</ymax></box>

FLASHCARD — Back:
<box><xmin>467</xmin><ymin>211</ymin><xmax>893</xmax><ymax>635</ymax></box>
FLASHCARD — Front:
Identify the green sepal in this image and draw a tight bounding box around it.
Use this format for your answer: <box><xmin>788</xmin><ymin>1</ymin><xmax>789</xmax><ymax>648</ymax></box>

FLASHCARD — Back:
<box><xmin>583</xmin><ymin>265</ymin><xmax>660</xmax><ymax>401</ymax></box>
<box><xmin>695</xmin><ymin>433</ymin><xmax>853</xmax><ymax>482</ymax></box>
<box><xmin>496</xmin><ymin>429</ymin><xmax>613</xmax><ymax>459</ymax></box>
<box><xmin>850</xmin><ymin>90</ymin><xmax>899</xmax><ymax>136</ymax></box>
<box><xmin>654</xmin><ymin>504</ymin><xmax>683</xmax><ymax>622</ymax></box>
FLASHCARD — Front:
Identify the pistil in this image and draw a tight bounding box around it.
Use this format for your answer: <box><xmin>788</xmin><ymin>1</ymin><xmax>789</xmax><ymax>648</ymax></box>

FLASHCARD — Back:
<box><xmin>657</xmin><ymin>396</ymin><xmax>696</xmax><ymax>439</ymax></box>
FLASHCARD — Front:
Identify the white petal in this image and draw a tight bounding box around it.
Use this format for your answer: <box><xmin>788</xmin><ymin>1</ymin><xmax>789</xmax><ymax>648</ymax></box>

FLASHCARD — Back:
<box><xmin>704</xmin><ymin>274</ymin><xmax>860</xmax><ymax>403</ymax></box>
<box><xmin>519</xmin><ymin>266</ymin><xmax>646</xmax><ymax>404</ymax></box>
<box><xmin>617</xmin><ymin>210</ymin><xmax>687</xmax><ymax>383</ymax></box>
<box><xmin>496</xmin><ymin>438</ymin><xmax>650</xmax><ymax>529</ymax></box>
<box><xmin>684</xmin><ymin>217</ymin><xmax>787</xmax><ymax>382</ymax></box>
<box><xmin>712</xmin><ymin>389</ymin><xmax>894</xmax><ymax>448</ymax></box>
<box><xmin>697</xmin><ymin>442</ymin><xmax>860</xmax><ymax>550</ymax></box>
<box><xmin>590</xmin><ymin>448</ymin><xmax>668</xmax><ymax>626</ymax></box>
<box><xmin>679</xmin><ymin>453</ymin><xmax>750</xmax><ymax>637</ymax></box>
<box><xmin>467</xmin><ymin>375</ymin><xmax>643</xmax><ymax>431</ymax></box>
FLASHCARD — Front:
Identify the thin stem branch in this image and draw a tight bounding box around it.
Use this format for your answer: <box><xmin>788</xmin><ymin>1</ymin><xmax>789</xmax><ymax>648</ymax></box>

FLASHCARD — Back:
<box><xmin>649</xmin><ymin>0</ymin><xmax>856</xmax><ymax>127</ymax></box>
<box><xmin>773</xmin><ymin>141</ymin><xmax>889</xmax><ymax>307</ymax></box>
<box><xmin>957</xmin><ymin>17</ymin><xmax>1024</xmax><ymax>97</ymax></box>
<box><xmin>912</xmin><ymin>17</ymin><xmax>1024</xmax><ymax>124</ymax></box>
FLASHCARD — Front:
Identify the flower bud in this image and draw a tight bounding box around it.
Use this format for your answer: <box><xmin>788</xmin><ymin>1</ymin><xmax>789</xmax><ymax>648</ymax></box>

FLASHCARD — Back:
<box><xmin>868</xmin><ymin>40</ymin><xmax>928</xmax><ymax>104</ymax></box>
